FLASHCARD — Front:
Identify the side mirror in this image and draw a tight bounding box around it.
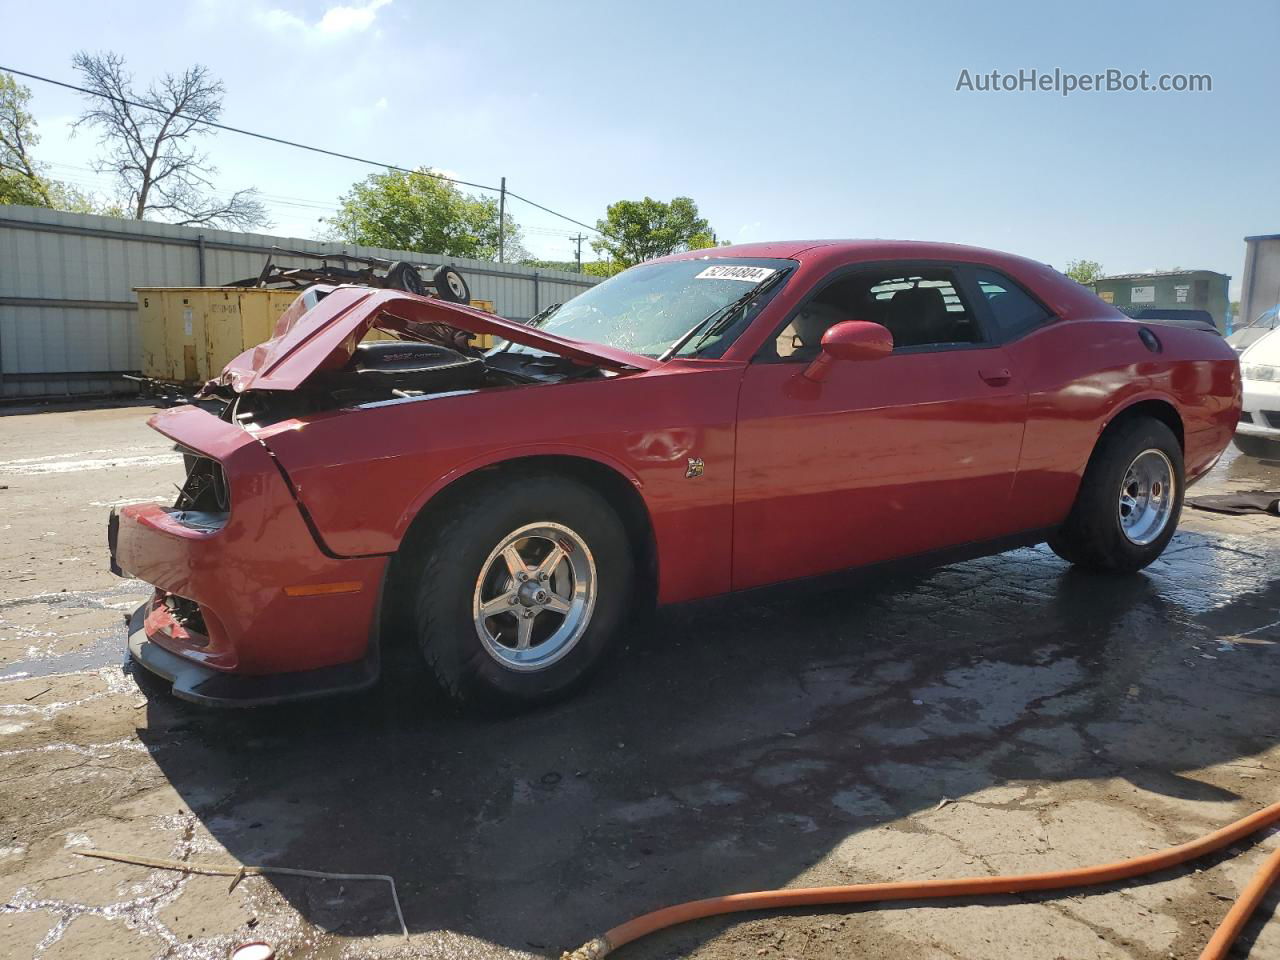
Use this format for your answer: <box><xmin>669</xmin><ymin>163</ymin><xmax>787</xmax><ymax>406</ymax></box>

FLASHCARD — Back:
<box><xmin>803</xmin><ymin>320</ymin><xmax>893</xmax><ymax>382</ymax></box>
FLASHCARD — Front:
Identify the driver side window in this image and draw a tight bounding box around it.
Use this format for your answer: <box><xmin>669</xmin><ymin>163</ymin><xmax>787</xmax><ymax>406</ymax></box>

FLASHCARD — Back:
<box><xmin>769</xmin><ymin>264</ymin><xmax>981</xmax><ymax>360</ymax></box>
<box><xmin>774</xmin><ymin>302</ymin><xmax>849</xmax><ymax>361</ymax></box>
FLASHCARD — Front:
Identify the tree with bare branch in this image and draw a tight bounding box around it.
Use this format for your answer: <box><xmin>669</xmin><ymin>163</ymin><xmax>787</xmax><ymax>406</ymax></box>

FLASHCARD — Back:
<box><xmin>1</xmin><ymin>71</ymin><xmax>108</xmax><ymax>212</ymax></box>
<box><xmin>71</xmin><ymin>52</ymin><xmax>269</xmax><ymax>229</ymax></box>
<box><xmin>0</xmin><ymin>71</ymin><xmax>53</xmax><ymax>207</ymax></box>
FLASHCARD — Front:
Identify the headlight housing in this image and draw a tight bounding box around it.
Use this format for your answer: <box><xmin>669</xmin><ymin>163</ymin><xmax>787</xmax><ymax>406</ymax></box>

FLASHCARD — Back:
<box><xmin>1242</xmin><ymin>363</ymin><xmax>1280</xmax><ymax>382</ymax></box>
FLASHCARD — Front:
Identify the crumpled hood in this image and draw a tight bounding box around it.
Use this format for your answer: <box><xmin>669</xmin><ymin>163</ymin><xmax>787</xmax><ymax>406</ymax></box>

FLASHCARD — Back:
<box><xmin>209</xmin><ymin>285</ymin><xmax>658</xmax><ymax>393</ymax></box>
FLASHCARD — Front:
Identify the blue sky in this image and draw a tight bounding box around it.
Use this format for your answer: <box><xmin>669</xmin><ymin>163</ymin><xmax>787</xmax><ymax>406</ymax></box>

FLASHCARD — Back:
<box><xmin>4</xmin><ymin>0</ymin><xmax>1275</xmax><ymax>295</ymax></box>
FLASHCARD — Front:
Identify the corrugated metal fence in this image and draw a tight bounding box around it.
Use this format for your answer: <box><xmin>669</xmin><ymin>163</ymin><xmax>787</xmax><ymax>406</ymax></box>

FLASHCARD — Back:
<box><xmin>0</xmin><ymin>204</ymin><xmax>600</xmax><ymax>398</ymax></box>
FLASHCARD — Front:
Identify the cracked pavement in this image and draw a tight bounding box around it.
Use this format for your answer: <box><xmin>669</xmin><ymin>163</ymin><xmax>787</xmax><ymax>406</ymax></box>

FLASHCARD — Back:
<box><xmin>1</xmin><ymin>403</ymin><xmax>1278</xmax><ymax>959</ymax></box>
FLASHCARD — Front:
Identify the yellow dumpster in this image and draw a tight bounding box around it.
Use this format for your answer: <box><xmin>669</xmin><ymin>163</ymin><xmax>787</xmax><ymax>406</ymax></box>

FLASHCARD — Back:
<box><xmin>135</xmin><ymin>287</ymin><xmax>497</xmax><ymax>386</ymax></box>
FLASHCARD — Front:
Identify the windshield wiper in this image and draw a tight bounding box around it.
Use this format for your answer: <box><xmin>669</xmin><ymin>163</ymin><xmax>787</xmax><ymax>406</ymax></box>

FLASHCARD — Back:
<box><xmin>496</xmin><ymin>301</ymin><xmax>564</xmax><ymax>355</ymax></box>
<box><xmin>657</xmin><ymin>271</ymin><xmax>788</xmax><ymax>362</ymax></box>
<box><xmin>527</xmin><ymin>302</ymin><xmax>563</xmax><ymax>327</ymax></box>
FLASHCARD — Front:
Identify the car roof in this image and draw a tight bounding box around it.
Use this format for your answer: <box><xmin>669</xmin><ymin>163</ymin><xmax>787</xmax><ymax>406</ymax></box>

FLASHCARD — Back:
<box><xmin>654</xmin><ymin>239</ymin><xmax>1055</xmax><ymax>272</ymax></box>
<box><xmin>651</xmin><ymin>239</ymin><xmax>1126</xmax><ymax>335</ymax></box>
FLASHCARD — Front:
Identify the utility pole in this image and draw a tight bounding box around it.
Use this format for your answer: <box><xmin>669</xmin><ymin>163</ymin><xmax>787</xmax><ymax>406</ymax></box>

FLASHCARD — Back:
<box><xmin>497</xmin><ymin>176</ymin><xmax>507</xmax><ymax>263</ymax></box>
<box><xmin>572</xmin><ymin>233</ymin><xmax>585</xmax><ymax>273</ymax></box>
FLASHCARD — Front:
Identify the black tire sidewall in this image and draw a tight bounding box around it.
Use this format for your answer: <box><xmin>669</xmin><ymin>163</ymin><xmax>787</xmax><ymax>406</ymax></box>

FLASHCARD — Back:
<box><xmin>1059</xmin><ymin>418</ymin><xmax>1184</xmax><ymax>571</ymax></box>
<box><xmin>413</xmin><ymin>475</ymin><xmax>632</xmax><ymax>707</ymax></box>
<box><xmin>432</xmin><ymin>265</ymin><xmax>470</xmax><ymax>304</ymax></box>
<box><xmin>386</xmin><ymin>261</ymin><xmax>425</xmax><ymax>295</ymax></box>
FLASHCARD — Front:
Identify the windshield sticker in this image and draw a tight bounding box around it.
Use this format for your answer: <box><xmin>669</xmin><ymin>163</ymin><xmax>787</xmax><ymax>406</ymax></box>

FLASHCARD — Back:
<box><xmin>695</xmin><ymin>265</ymin><xmax>777</xmax><ymax>283</ymax></box>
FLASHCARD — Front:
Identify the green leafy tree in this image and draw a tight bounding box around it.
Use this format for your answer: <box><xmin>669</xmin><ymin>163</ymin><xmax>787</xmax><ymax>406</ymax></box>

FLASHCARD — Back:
<box><xmin>1065</xmin><ymin>258</ymin><xmax>1104</xmax><ymax>286</ymax></box>
<box><xmin>0</xmin><ymin>71</ymin><xmax>109</xmax><ymax>212</ymax></box>
<box><xmin>0</xmin><ymin>72</ymin><xmax>54</xmax><ymax>206</ymax></box>
<box><xmin>517</xmin><ymin>258</ymin><xmax>621</xmax><ymax>279</ymax></box>
<box><xmin>591</xmin><ymin>196</ymin><xmax>716</xmax><ymax>268</ymax></box>
<box><xmin>518</xmin><ymin>258</ymin><xmax>578</xmax><ymax>272</ymax></box>
<box><xmin>327</xmin><ymin>167</ymin><xmax>525</xmax><ymax>261</ymax></box>
<box><xmin>582</xmin><ymin>260</ymin><xmax>624</xmax><ymax>279</ymax></box>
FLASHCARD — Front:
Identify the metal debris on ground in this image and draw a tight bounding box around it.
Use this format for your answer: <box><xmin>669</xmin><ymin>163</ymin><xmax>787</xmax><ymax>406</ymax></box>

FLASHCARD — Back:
<box><xmin>74</xmin><ymin>848</ymin><xmax>409</xmax><ymax>939</ymax></box>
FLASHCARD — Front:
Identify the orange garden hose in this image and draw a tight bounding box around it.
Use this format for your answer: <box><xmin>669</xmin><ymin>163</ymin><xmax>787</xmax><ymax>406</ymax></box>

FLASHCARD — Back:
<box><xmin>1199</xmin><ymin>844</ymin><xmax>1280</xmax><ymax>959</ymax></box>
<box><xmin>562</xmin><ymin>799</ymin><xmax>1280</xmax><ymax>960</ymax></box>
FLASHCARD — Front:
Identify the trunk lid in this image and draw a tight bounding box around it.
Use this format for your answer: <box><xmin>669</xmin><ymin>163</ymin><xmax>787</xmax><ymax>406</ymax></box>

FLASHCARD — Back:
<box><xmin>210</xmin><ymin>285</ymin><xmax>658</xmax><ymax>393</ymax></box>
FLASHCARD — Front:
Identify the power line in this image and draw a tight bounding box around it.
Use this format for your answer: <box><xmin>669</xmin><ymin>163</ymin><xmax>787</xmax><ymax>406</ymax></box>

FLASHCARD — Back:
<box><xmin>523</xmin><ymin>225</ymin><xmax>584</xmax><ymax>237</ymax></box>
<box><xmin>1</xmin><ymin>64</ymin><xmax>601</xmax><ymax>234</ymax></box>
<box><xmin>506</xmin><ymin>188</ymin><xmax>598</xmax><ymax>233</ymax></box>
<box><xmin>45</xmin><ymin>156</ymin><xmax>585</xmax><ymax>255</ymax></box>
<box><xmin>46</xmin><ymin>161</ymin><xmax>341</xmax><ymax>214</ymax></box>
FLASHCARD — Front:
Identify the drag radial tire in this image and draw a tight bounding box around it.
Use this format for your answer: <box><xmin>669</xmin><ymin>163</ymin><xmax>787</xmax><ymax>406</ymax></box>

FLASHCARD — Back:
<box><xmin>413</xmin><ymin>473</ymin><xmax>633</xmax><ymax>709</ymax></box>
<box><xmin>1048</xmin><ymin>417</ymin><xmax>1184</xmax><ymax>573</ymax></box>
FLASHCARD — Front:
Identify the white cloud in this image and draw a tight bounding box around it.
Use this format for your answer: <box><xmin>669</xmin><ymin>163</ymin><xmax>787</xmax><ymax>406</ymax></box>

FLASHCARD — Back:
<box><xmin>254</xmin><ymin>7</ymin><xmax>305</xmax><ymax>29</ymax></box>
<box><xmin>317</xmin><ymin>0</ymin><xmax>391</xmax><ymax>34</ymax></box>
<box><xmin>255</xmin><ymin>0</ymin><xmax>391</xmax><ymax>37</ymax></box>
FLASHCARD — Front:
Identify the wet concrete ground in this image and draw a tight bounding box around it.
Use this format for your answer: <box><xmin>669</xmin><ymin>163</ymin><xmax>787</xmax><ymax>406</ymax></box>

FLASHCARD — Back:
<box><xmin>1</xmin><ymin>404</ymin><xmax>1278</xmax><ymax>960</ymax></box>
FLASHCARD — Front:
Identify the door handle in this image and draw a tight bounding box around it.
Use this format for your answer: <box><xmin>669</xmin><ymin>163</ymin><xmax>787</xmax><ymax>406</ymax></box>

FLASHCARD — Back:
<box><xmin>979</xmin><ymin>367</ymin><xmax>1012</xmax><ymax>386</ymax></box>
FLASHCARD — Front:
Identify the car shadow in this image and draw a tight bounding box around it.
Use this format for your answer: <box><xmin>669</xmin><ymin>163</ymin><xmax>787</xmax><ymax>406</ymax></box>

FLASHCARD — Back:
<box><xmin>137</xmin><ymin>530</ymin><xmax>1280</xmax><ymax>956</ymax></box>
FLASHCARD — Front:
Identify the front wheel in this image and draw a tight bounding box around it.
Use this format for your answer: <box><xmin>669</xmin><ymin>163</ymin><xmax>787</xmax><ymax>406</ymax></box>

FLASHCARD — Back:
<box><xmin>412</xmin><ymin>474</ymin><xmax>633</xmax><ymax>709</ymax></box>
<box><xmin>1048</xmin><ymin>418</ymin><xmax>1184</xmax><ymax>573</ymax></box>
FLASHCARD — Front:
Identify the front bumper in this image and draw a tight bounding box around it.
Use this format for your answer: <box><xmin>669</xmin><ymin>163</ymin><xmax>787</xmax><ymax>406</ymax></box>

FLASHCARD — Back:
<box><xmin>110</xmin><ymin>405</ymin><xmax>390</xmax><ymax>698</ymax></box>
<box><xmin>126</xmin><ymin>601</ymin><xmax>379</xmax><ymax>707</ymax></box>
<box><xmin>1238</xmin><ymin>378</ymin><xmax>1280</xmax><ymax>438</ymax></box>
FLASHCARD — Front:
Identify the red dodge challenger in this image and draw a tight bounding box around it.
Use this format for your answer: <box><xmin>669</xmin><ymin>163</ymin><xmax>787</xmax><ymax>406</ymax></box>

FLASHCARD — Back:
<box><xmin>109</xmin><ymin>241</ymin><xmax>1241</xmax><ymax>708</ymax></box>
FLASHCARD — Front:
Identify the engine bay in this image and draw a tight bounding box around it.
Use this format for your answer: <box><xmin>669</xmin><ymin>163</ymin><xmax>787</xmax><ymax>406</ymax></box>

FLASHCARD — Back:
<box><xmin>179</xmin><ymin>285</ymin><xmax>644</xmax><ymax>429</ymax></box>
<box><xmin>204</xmin><ymin>336</ymin><xmax>606</xmax><ymax>429</ymax></box>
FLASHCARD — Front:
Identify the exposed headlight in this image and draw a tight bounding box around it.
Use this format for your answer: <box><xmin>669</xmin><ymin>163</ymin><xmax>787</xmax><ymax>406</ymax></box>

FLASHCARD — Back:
<box><xmin>1242</xmin><ymin>363</ymin><xmax>1280</xmax><ymax>382</ymax></box>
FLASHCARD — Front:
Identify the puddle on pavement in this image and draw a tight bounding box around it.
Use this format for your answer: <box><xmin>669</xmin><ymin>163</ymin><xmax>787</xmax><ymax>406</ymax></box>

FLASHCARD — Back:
<box><xmin>0</xmin><ymin>631</ymin><xmax>127</xmax><ymax>681</ymax></box>
<box><xmin>1</xmin><ymin>581</ymin><xmax>147</xmax><ymax>680</ymax></box>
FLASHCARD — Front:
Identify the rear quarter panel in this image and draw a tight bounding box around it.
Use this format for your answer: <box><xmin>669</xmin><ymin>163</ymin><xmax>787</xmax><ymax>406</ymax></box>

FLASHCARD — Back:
<box><xmin>257</xmin><ymin>363</ymin><xmax>743</xmax><ymax>604</ymax></box>
<box><xmin>1004</xmin><ymin>317</ymin><xmax>1240</xmax><ymax>532</ymax></box>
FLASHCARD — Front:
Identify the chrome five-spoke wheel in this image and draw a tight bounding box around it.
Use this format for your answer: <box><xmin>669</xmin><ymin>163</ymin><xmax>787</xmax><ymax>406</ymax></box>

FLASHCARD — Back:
<box><xmin>472</xmin><ymin>522</ymin><xmax>597</xmax><ymax>672</ymax></box>
<box><xmin>1117</xmin><ymin>448</ymin><xmax>1175</xmax><ymax>545</ymax></box>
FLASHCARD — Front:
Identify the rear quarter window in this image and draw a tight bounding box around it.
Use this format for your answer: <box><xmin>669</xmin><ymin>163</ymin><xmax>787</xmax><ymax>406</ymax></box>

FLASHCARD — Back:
<box><xmin>972</xmin><ymin>270</ymin><xmax>1053</xmax><ymax>340</ymax></box>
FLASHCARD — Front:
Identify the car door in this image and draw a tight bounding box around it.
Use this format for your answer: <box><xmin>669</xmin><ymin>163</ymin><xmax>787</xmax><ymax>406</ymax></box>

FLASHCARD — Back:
<box><xmin>731</xmin><ymin>261</ymin><xmax>1028</xmax><ymax>591</ymax></box>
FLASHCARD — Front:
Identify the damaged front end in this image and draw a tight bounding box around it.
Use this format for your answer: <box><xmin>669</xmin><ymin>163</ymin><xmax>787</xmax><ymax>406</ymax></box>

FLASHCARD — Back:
<box><xmin>109</xmin><ymin>286</ymin><xmax>655</xmax><ymax>705</ymax></box>
<box><xmin>109</xmin><ymin>401</ymin><xmax>392</xmax><ymax>705</ymax></box>
<box><xmin>196</xmin><ymin>285</ymin><xmax>657</xmax><ymax>428</ymax></box>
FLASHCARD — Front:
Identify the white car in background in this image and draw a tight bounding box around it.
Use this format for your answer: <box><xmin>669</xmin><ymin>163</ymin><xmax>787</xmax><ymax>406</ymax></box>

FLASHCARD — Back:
<box><xmin>1236</xmin><ymin>326</ymin><xmax>1280</xmax><ymax>458</ymax></box>
<box><xmin>1228</xmin><ymin>304</ymin><xmax>1280</xmax><ymax>352</ymax></box>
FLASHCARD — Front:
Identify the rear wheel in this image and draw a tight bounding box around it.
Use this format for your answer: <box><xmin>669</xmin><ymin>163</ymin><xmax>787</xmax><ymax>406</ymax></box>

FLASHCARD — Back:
<box><xmin>1048</xmin><ymin>418</ymin><xmax>1184</xmax><ymax>573</ymax></box>
<box><xmin>1232</xmin><ymin>433</ymin><xmax>1280</xmax><ymax>460</ymax></box>
<box><xmin>412</xmin><ymin>474</ymin><xmax>632</xmax><ymax>708</ymax></box>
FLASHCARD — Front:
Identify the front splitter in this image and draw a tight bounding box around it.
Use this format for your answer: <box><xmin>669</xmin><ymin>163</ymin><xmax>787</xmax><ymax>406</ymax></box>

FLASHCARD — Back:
<box><xmin>125</xmin><ymin>603</ymin><xmax>380</xmax><ymax>707</ymax></box>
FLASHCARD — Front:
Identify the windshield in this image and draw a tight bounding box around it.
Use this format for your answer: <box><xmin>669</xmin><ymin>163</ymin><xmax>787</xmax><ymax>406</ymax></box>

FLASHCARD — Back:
<box><xmin>500</xmin><ymin>257</ymin><xmax>796</xmax><ymax>360</ymax></box>
<box><xmin>1239</xmin><ymin>305</ymin><xmax>1280</xmax><ymax>331</ymax></box>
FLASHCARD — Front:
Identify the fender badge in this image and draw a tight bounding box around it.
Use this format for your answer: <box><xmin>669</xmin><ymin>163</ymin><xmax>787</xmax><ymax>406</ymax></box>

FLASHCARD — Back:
<box><xmin>685</xmin><ymin>457</ymin><xmax>705</xmax><ymax>479</ymax></box>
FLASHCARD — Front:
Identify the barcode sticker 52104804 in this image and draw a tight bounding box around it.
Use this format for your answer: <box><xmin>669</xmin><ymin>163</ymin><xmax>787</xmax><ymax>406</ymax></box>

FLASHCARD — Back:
<box><xmin>694</xmin><ymin>265</ymin><xmax>776</xmax><ymax>283</ymax></box>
